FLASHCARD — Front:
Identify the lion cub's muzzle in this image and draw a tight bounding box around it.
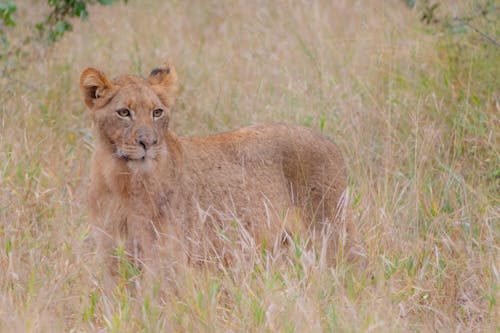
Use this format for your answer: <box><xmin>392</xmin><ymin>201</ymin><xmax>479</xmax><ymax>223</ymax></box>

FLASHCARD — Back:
<box><xmin>115</xmin><ymin>128</ymin><xmax>162</xmax><ymax>162</ymax></box>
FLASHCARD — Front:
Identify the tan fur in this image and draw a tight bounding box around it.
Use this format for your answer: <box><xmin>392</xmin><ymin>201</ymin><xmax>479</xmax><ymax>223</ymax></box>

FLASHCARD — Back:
<box><xmin>80</xmin><ymin>61</ymin><xmax>352</xmax><ymax>271</ymax></box>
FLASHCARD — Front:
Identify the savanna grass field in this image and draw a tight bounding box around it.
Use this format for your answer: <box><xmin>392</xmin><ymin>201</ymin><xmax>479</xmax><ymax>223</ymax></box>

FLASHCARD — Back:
<box><xmin>1</xmin><ymin>0</ymin><xmax>499</xmax><ymax>331</ymax></box>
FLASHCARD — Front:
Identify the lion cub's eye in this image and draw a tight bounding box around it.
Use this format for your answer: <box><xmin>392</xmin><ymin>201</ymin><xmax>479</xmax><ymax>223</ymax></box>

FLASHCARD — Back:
<box><xmin>116</xmin><ymin>108</ymin><xmax>131</xmax><ymax>118</ymax></box>
<box><xmin>152</xmin><ymin>108</ymin><xmax>164</xmax><ymax>118</ymax></box>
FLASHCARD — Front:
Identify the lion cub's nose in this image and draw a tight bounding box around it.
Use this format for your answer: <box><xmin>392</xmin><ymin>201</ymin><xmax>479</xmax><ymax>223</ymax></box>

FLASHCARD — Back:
<box><xmin>137</xmin><ymin>135</ymin><xmax>158</xmax><ymax>150</ymax></box>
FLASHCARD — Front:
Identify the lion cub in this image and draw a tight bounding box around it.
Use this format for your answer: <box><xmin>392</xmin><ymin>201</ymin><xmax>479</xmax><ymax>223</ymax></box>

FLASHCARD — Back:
<box><xmin>80</xmin><ymin>61</ymin><xmax>352</xmax><ymax>270</ymax></box>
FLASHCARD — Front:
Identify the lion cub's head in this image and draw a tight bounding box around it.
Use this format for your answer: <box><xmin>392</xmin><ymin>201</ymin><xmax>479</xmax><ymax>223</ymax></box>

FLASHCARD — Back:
<box><xmin>80</xmin><ymin>62</ymin><xmax>177</xmax><ymax>171</ymax></box>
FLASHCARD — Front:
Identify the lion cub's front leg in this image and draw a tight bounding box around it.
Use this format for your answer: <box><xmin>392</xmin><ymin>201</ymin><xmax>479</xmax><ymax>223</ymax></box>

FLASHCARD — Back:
<box><xmin>95</xmin><ymin>219</ymin><xmax>160</xmax><ymax>284</ymax></box>
<box><xmin>124</xmin><ymin>213</ymin><xmax>161</xmax><ymax>268</ymax></box>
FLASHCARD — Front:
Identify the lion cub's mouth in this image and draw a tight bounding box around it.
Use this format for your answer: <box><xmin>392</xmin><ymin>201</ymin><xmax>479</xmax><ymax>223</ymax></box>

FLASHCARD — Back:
<box><xmin>115</xmin><ymin>145</ymin><xmax>165</xmax><ymax>163</ymax></box>
<box><xmin>115</xmin><ymin>145</ymin><xmax>147</xmax><ymax>161</ymax></box>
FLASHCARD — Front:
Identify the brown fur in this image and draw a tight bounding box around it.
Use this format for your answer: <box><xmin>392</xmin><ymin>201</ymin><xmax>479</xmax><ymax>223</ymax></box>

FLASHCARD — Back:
<box><xmin>80</xmin><ymin>61</ymin><xmax>352</xmax><ymax>271</ymax></box>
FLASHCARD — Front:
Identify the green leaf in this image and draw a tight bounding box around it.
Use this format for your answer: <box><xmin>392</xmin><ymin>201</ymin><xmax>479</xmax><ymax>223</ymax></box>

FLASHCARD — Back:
<box><xmin>55</xmin><ymin>21</ymin><xmax>71</xmax><ymax>33</ymax></box>
<box><xmin>73</xmin><ymin>1</ymin><xmax>88</xmax><ymax>19</ymax></box>
<box><xmin>49</xmin><ymin>20</ymin><xmax>72</xmax><ymax>42</ymax></box>
<box><xmin>404</xmin><ymin>0</ymin><xmax>415</xmax><ymax>8</ymax></box>
<box><xmin>0</xmin><ymin>1</ymin><xmax>17</xmax><ymax>27</ymax></box>
<box><xmin>448</xmin><ymin>22</ymin><xmax>467</xmax><ymax>35</ymax></box>
<box><xmin>5</xmin><ymin>238</ymin><xmax>12</xmax><ymax>256</ymax></box>
<box><xmin>97</xmin><ymin>0</ymin><xmax>115</xmax><ymax>5</ymax></box>
<box><xmin>0</xmin><ymin>35</ymin><xmax>9</xmax><ymax>47</ymax></box>
<box><xmin>320</xmin><ymin>116</ymin><xmax>326</xmax><ymax>132</ymax></box>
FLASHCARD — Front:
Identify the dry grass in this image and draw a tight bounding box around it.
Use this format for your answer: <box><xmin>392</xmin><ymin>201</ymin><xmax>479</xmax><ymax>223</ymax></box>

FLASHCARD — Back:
<box><xmin>0</xmin><ymin>0</ymin><xmax>499</xmax><ymax>332</ymax></box>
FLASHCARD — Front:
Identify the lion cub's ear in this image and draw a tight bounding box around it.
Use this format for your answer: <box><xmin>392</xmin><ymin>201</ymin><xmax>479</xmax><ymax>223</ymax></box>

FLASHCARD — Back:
<box><xmin>80</xmin><ymin>68</ymin><xmax>114</xmax><ymax>109</ymax></box>
<box><xmin>147</xmin><ymin>61</ymin><xmax>178</xmax><ymax>107</ymax></box>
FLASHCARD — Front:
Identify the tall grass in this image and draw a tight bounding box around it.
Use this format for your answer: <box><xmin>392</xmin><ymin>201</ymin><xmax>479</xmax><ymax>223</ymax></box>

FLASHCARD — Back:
<box><xmin>0</xmin><ymin>0</ymin><xmax>498</xmax><ymax>331</ymax></box>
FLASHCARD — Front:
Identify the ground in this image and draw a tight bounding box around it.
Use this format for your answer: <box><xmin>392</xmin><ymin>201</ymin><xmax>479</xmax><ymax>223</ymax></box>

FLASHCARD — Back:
<box><xmin>0</xmin><ymin>0</ymin><xmax>498</xmax><ymax>332</ymax></box>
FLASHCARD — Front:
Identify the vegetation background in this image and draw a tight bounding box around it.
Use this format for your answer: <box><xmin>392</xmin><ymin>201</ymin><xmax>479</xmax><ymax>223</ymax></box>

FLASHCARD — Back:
<box><xmin>0</xmin><ymin>0</ymin><xmax>498</xmax><ymax>331</ymax></box>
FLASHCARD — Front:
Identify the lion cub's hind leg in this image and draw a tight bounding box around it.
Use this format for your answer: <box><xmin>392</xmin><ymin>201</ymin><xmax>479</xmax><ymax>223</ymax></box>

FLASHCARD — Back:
<box><xmin>274</xmin><ymin>206</ymin><xmax>318</xmax><ymax>265</ymax></box>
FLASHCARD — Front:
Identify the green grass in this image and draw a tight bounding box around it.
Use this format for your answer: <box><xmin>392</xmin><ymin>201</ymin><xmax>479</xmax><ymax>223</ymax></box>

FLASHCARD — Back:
<box><xmin>0</xmin><ymin>0</ymin><xmax>498</xmax><ymax>332</ymax></box>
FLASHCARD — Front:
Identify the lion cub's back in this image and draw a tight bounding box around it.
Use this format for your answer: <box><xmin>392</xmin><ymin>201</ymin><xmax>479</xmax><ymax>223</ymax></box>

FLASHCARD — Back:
<box><xmin>184</xmin><ymin>123</ymin><xmax>347</xmax><ymax>218</ymax></box>
<box><xmin>187</xmin><ymin>123</ymin><xmax>346</xmax><ymax>181</ymax></box>
<box><xmin>225</xmin><ymin>123</ymin><xmax>345</xmax><ymax>176</ymax></box>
